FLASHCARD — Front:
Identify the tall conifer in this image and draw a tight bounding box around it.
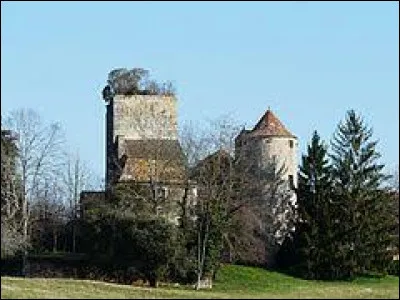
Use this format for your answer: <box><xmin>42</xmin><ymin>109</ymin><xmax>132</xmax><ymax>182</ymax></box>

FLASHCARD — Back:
<box><xmin>330</xmin><ymin>110</ymin><xmax>395</xmax><ymax>277</ymax></box>
<box><xmin>295</xmin><ymin>130</ymin><xmax>337</xmax><ymax>279</ymax></box>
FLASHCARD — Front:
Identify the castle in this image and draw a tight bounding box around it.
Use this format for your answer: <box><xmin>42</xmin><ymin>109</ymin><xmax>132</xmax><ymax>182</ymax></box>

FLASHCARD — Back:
<box><xmin>103</xmin><ymin>93</ymin><xmax>297</xmax><ymax>191</ymax></box>
<box><xmin>78</xmin><ymin>84</ymin><xmax>298</xmax><ymax>267</ymax></box>
<box><xmin>81</xmin><ymin>87</ymin><xmax>298</xmax><ymax>244</ymax></box>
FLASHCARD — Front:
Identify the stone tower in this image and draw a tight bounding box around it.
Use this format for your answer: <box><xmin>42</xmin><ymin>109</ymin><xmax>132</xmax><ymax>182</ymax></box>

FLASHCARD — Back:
<box><xmin>235</xmin><ymin>108</ymin><xmax>298</xmax><ymax>191</ymax></box>
<box><xmin>235</xmin><ymin>108</ymin><xmax>298</xmax><ymax>267</ymax></box>
<box><xmin>105</xmin><ymin>94</ymin><xmax>179</xmax><ymax>187</ymax></box>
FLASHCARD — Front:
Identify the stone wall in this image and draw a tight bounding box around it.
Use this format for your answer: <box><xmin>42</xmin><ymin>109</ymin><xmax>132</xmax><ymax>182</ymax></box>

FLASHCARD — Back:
<box><xmin>106</xmin><ymin>94</ymin><xmax>179</xmax><ymax>187</ymax></box>
<box><xmin>113</xmin><ymin>95</ymin><xmax>178</xmax><ymax>141</ymax></box>
<box><xmin>259</xmin><ymin>136</ymin><xmax>298</xmax><ymax>188</ymax></box>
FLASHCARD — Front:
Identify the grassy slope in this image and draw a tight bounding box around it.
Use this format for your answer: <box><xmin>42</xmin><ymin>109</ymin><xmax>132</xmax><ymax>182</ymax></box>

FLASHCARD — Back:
<box><xmin>1</xmin><ymin>264</ymin><xmax>399</xmax><ymax>299</ymax></box>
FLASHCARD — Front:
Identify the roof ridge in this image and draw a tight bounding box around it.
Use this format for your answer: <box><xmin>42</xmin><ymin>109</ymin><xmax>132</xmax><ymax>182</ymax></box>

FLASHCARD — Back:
<box><xmin>251</xmin><ymin>109</ymin><xmax>295</xmax><ymax>137</ymax></box>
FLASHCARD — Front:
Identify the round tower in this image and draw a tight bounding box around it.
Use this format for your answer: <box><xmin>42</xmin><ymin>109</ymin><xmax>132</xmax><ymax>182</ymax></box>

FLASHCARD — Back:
<box><xmin>234</xmin><ymin>108</ymin><xmax>298</xmax><ymax>268</ymax></box>
<box><xmin>251</xmin><ymin>109</ymin><xmax>298</xmax><ymax>190</ymax></box>
<box><xmin>235</xmin><ymin>108</ymin><xmax>298</xmax><ymax>190</ymax></box>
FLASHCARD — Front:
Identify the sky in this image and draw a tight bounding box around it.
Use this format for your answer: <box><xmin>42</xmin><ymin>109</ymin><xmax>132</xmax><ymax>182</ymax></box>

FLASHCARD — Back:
<box><xmin>1</xmin><ymin>1</ymin><xmax>399</xmax><ymax>179</ymax></box>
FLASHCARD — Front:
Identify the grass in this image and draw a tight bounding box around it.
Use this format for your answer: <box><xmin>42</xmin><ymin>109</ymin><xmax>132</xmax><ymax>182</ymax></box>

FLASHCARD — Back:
<box><xmin>1</xmin><ymin>264</ymin><xmax>399</xmax><ymax>299</ymax></box>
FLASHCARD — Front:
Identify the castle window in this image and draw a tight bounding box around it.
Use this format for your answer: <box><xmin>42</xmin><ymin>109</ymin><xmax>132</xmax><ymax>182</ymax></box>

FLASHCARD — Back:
<box><xmin>161</xmin><ymin>187</ymin><xmax>169</xmax><ymax>199</ymax></box>
<box><xmin>156</xmin><ymin>206</ymin><xmax>163</xmax><ymax>216</ymax></box>
<box><xmin>289</xmin><ymin>140</ymin><xmax>294</xmax><ymax>149</ymax></box>
<box><xmin>288</xmin><ymin>175</ymin><xmax>294</xmax><ymax>190</ymax></box>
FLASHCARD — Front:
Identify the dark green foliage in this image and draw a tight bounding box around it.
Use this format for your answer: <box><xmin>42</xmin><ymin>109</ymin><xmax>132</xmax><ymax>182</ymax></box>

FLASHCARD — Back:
<box><xmin>290</xmin><ymin>130</ymin><xmax>338</xmax><ymax>279</ymax></box>
<box><xmin>330</xmin><ymin>110</ymin><xmax>396</xmax><ymax>278</ymax></box>
<box><xmin>168</xmin><ymin>201</ymin><xmax>198</xmax><ymax>284</ymax></box>
<box><xmin>76</xmin><ymin>198</ymin><xmax>179</xmax><ymax>287</ymax></box>
<box><xmin>202</xmin><ymin>208</ymin><xmax>225</xmax><ymax>278</ymax></box>
<box><xmin>281</xmin><ymin>111</ymin><xmax>397</xmax><ymax>280</ymax></box>
<box><xmin>74</xmin><ymin>179</ymin><xmax>194</xmax><ymax>286</ymax></box>
<box><xmin>109</xmin><ymin>182</ymin><xmax>154</xmax><ymax>218</ymax></box>
<box><xmin>167</xmin><ymin>245</ymin><xmax>197</xmax><ymax>284</ymax></box>
<box><xmin>127</xmin><ymin>218</ymin><xmax>178</xmax><ymax>287</ymax></box>
<box><xmin>330</xmin><ymin>110</ymin><xmax>388</xmax><ymax>193</ymax></box>
<box><xmin>387</xmin><ymin>260</ymin><xmax>399</xmax><ymax>276</ymax></box>
<box><xmin>1</xmin><ymin>256</ymin><xmax>23</xmax><ymax>276</ymax></box>
<box><xmin>275</xmin><ymin>234</ymin><xmax>298</xmax><ymax>271</ymax></box>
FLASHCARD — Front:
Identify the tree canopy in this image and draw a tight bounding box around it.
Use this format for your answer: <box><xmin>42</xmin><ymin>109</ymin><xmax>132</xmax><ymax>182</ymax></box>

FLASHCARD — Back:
<box><xmin>102</xmin><ymin>68</ymin><xmax>175</xmax><ymax>103</ymax></box>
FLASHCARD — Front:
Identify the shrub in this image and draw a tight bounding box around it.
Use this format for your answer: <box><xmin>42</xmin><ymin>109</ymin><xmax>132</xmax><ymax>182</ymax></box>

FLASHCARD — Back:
<box><xmin>387</xmin><ymin>260</ymin><xmax>399</xmax><ymax>276</ymax></box>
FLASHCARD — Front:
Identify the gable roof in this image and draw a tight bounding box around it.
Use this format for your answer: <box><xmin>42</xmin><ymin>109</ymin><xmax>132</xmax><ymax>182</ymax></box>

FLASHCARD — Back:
<box><xmin>189</xmin><ymin>149</ymin><xmax>233</xmax><ymax>180</ymax></box>
<box><xmin>118</xmin><ymin>139</ymin><xmax>187</xmax><ymax>183</ymax></box>
<box><xmin>250</xmin><ymin>109</ymin><xmax>295</xmax><ymax>138</ymax></box>
<box><xmin>124</xmin><ymin>139</ymin><xmax>186</xmax><ymax>162</ymax></box>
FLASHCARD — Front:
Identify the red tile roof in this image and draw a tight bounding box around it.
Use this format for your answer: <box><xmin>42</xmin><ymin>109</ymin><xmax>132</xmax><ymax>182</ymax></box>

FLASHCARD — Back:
<box><xmin>250</xmin><ymin>109</ymin><xmax>295</xmax><ymax>138</ymax></box>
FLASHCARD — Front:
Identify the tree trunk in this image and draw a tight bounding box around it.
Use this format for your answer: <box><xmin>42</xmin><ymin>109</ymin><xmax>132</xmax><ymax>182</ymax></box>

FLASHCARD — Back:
<box><xmin>196</xmin><ymin>230</ymin><xmax>202</xmax><ymax>290</ymax></box>
<box><xmin>21</xmin><ymin>179</ymin><xmax>28</xmax><ymax>276</ymax></box>
<box><xmin>72</xmin><ymin>222</ymin><xmax>76</xmax><ymax>253</ymax></box>
<box><xmin>196</xmin><ymin>216</ymin><xmax>210</xmax><ymax>290</ymax></box>
<box><xmin>53</xmin><ymin>227</ymin><xmax>58</xmax><ymax>253</ymax></box>
<box><xmin>149</xmin><ymin>277</ymin><xmax>157</xmax><ymax>288</ymax></box>
<box><xmin>73</xmin><ymin>158</ymin><xmax>79</xmax><ymax>253</ymax></box>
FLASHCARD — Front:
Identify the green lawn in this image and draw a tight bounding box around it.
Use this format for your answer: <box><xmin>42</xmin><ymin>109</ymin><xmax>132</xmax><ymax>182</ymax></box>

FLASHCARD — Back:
<box><xmin>1</xmin><ymin>264</ymin><xmax>399</xmax><ymax>299</ymax></box>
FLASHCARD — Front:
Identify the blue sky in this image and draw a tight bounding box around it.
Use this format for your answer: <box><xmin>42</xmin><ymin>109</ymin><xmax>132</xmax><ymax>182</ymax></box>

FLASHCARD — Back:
<box><xmin>1</xmin><ymin>1</ymin><xmax>399</xmax><ymax>178</ymax></box>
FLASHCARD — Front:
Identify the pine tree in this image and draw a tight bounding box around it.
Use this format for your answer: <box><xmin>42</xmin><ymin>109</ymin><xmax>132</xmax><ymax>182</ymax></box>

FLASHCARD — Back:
<box><xmin>330</xmin><ymin>109</ymin><xmax>395</xmax><ymax>277</ymax></box>
<box><xmin>295</xmin><ymin>130</ymin><xmax>337</xmax><ymax>279</ymax></box>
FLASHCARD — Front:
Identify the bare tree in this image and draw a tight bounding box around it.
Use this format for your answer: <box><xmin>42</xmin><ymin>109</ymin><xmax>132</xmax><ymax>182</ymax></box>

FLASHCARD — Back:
<box><xmin>29</xmin><ymin>176</ymin><xmax>67</xmax><ymax>253</ymax></box>
<box><xmin>180</xmin><ymin>115</ymin><xmax>264</xmax><ymax>289</ymax></box>
<box><xmin>61</xmin><ymin>152</ymin><xmax>101</xmax><ymax>252</ymax></box>
<box><xmin>179</xmin><ymin>121</ymin><xmax>210</xmax><ymax>168</ymax></box>
<box><xmin>4</xmin><ymin>108</ymin><xmax>65</xmax><ymax>272</ymax></box>
<box><xmin>1</xmin><ymin>128</ymin><xmax>25</xmax><ymax>258</ymax></box>
<box><xmin>1</xmin><ymin>129</ymin><xmax>20</xmax><ymax>226</ymax></box>
<box><xmin>180</xmin><ymin>114</ymin><xmax>296</xmax><ymax>287</ymax></box>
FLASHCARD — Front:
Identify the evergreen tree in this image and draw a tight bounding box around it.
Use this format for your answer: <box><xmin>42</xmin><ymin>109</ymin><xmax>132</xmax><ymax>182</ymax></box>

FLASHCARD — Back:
<box><xmin>330</xmin><ymin>109</ymin><xmax>395</xmax><ymax>277</ymax></box>
<box><xmin>294</xmin><ymin>130</ymin><xmax>337</xmax><ymax>279</ymax></box>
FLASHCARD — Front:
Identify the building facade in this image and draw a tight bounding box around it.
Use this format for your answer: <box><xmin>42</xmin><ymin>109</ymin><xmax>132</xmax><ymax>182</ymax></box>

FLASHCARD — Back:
<box><xmin>99</xmin><ymin>93</ymin><xmax>195</xmax><ymax>224</ymax></box>
<box><xmin>105</xmin><ymin>94</ymin><xmax>181</xmax><ymax>187</ymax></box>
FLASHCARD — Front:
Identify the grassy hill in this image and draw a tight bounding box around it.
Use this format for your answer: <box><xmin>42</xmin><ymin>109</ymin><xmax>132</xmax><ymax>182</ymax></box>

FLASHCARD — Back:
<box><xmin>1</xmin><ymin>264</ymin><xmax>399</xmax><ymax>299</ymax></box>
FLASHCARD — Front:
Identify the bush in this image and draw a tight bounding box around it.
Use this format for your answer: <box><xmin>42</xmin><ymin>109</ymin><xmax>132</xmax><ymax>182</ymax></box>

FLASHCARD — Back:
<box><xmin>1</xmin><ymin>256</ymin><xmax>23</xmax><ymax>276</ymax></box>
<box><xmin>167</xmin><ymin>254</ymin><xmax>197</xmax><ymax>284</ymax></box>
<box><xmin>387</xmin><ymin>260</ymin><xmax>399</xmax><ymax>276</ymax></box>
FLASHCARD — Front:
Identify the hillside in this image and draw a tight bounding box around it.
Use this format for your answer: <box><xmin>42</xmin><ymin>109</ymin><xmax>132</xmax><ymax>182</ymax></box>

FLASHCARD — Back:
<box><xmin>2</xmin><ymin>264</ymin><xmax>399</xmax><ymax>299</ymax></box>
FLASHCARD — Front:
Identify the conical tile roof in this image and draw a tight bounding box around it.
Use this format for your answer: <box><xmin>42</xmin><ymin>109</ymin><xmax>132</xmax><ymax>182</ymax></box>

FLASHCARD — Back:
<box><xmin>250</xmin><ymin>109</ymin><xmax>295</xmax><ymax>138</ymax></box>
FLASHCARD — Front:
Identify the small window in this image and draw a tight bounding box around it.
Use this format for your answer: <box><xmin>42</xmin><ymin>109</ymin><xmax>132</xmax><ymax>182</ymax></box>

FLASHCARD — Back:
<box><xmin>288</xmin><ymin>175</ymin><xmax>294</xmax><ymax>189</ymax></box>
<box><xmin>156</xmin><ymin>206</ymin><xmax>163</xmax><ymax>216</ymax></box>
<box><xmin>161</xmin><ymin>187</ymin><xmax>169</xmax><ymax>199</ymax></box>
<box><xmin>289</xmin><ymin>140</ymin><xmax>294</xmax><ymax>149</ymax></box>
